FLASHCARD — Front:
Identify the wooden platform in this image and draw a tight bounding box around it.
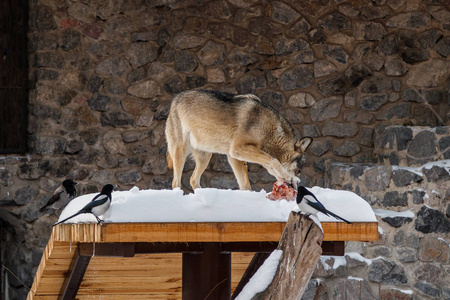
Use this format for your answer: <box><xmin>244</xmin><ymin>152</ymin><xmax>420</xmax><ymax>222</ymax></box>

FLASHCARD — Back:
<box><xmin>27</xmin><ymin>221</ymin><xmax>378</xmax><ymax>300</ymax></box>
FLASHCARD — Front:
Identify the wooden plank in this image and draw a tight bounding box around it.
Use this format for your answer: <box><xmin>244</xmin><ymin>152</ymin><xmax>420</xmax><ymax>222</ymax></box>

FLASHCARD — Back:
<box><xmin>53</xmin><ymin>221</ymin><xmax>378</xmax><ymax>243</ymax></box>
<box><xmin>321</xmin><ymin>222</ymin><xmax>378</xmax><ymax>241</ymax></box>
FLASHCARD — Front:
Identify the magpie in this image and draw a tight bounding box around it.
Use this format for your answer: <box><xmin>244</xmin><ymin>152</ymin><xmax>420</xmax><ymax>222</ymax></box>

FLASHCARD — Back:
<box><xmin>41</xmin><ymin>179</ymin><xmax>78</xmax><ymax>212</ymax></box>
<box><xmin>296</xmin><ymin>186</ymin><xmax>352</xmax><ymax>224</ymax></box>
<box><xmin>52</xmin><ymin>184</ymin><xmax>117</xmax><ymax>226</ymax></box>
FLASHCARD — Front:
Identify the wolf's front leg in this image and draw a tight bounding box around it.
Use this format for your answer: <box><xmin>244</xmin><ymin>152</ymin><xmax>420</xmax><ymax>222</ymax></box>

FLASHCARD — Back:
<box><xmin>267</xmin><ymin>158</ymin><xmax>300</xmax><ymax>188</ymax></box>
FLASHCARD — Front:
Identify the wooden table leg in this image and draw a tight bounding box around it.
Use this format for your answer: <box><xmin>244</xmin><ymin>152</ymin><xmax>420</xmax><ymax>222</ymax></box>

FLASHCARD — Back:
<box><xmin>182</xmin><ymin>243</ymin><xmax>231</xmax><ymax>300</ymax></box>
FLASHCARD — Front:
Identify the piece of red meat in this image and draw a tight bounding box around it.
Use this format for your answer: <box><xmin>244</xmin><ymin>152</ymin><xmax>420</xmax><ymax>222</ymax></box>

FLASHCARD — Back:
<box><xmin>267</xmin><ymin>181</ymin><xmax>297</xmax><ymax>201</ymax></box>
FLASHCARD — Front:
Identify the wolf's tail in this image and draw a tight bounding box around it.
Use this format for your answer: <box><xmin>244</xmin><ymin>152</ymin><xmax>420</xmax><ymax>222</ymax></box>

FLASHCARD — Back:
<box><xmin>167</xmin><ymin>152</ymin><xmax>173</xmax><ymax>169</ymax></box>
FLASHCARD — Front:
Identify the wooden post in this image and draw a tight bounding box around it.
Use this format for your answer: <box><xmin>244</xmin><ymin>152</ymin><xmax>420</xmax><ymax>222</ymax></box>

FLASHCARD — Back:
<box><xmin>247</xmin><ymin>212</ymin><xmax>324</xmax><ymax>300</ymax></box>
<box><xmin>182</xmin><ymin>243</ymin><xmax>231</xmax><ymax>300</ymax></box>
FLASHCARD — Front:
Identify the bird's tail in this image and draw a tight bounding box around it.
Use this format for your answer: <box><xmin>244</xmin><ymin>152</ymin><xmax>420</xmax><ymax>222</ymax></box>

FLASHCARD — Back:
<box><xmin>52</xmin><ymin>211</ymin><xmax>83</xmax><ymax>227</ymax></box>
<box><xmin>326</xmin><ymin>210</ymin><xmax>352</xmax><ymax>224</ymax></box>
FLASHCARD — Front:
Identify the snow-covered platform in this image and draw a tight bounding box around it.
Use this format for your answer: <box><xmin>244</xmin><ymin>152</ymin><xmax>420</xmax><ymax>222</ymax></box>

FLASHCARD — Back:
<box><xmin>28</xmin><ymin>187</ymin><xmax>378</xmax><ymax>300</ymax></box>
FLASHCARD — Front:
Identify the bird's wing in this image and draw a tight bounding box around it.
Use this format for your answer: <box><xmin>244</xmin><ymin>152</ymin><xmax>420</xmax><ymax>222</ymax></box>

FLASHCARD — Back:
<box><xmin>305</xmin><ymin>196</ymin><xmax>330</xmax><ymax>216</ymax></box>
<box><xmin>81</xmin><ymin>194</ymin><xmax>109</xmax><ymax>211</ymax></box>
<box><xmin>41</xmin><ymin>191</ymin><xmax>62</xmax><ymax>210</ymax></box>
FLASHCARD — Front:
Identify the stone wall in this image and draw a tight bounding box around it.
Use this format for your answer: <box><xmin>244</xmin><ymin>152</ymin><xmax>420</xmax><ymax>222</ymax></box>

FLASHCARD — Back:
<box><xmin>313</xmin><ymin>126</ymin><xmax>449</xmax><ymax>299</ymax></box>
<box><xmin>0</xmin><ymin>0</ymin><xmax>449</xmax><ymax>299</ymax></box>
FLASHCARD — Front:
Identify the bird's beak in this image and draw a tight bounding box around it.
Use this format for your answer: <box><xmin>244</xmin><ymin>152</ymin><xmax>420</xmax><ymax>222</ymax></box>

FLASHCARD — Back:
<box><xmin>113</xmin><ymin>185</ymin><xmax>118</xmax><ymax>190</ymax></box>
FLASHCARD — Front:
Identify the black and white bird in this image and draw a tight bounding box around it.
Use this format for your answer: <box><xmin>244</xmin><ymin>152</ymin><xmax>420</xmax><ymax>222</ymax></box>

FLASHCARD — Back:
<box><xmin>41</xmin><ymin>179</ymin><xmax>78</xmax><ymax>212</ymax></box>
<box><xmin>52</xmin><ymin>184</ymin><xmax>117</xmax><ymax>226</ymax></box>
<box><xmin>296</xmin><ymin>186</ymin><xmax>352</xmax><ymax>224</ymax></box>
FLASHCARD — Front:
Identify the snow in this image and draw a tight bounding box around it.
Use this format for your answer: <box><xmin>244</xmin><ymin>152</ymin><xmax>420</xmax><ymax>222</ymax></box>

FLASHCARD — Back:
<box><xmin>438</xmin><ymin>238</ymin><xmax>449</xmax><ymax>246</ymax></box>
<box><xmin>320</xmin><ymin>252</ymin><xmax>372</xmax><ymax>270</ymax></box>
<box><xmin>320</xmin><ymin>255</ymin><xmax>346</xmax><ymax>269</ymax></box>
<box><xmin>346</xmin><ymin>252</ymin><xmax>373</xmax><ymax>266</ymax></box>
<box><xmin>392</xmin><ymin>288</ymin><xmax>414</xmax><ymax>295</ymax></box>
<box><xmin>234</xmin><ymin>250</ymin><xmax>282</xmax><ymax>300</ymax></box>
<box><xmin>348</xmin><ymin>276</ymin><xmax>364</xmax><ymax>281</ymax></box>
<box><xmin>373</xmin><ymin>209</ymin><xmax>415</xmax><ymax>219</ymax></box>
<box><xmin>56</xmin><ymin>186</ymin><xmax>377</xmax><ymax>224</ymax></box>
<box><xmin>392</xmin><ymin>160</ymin><xmax>450</xmax><ymax>177</ymax></box>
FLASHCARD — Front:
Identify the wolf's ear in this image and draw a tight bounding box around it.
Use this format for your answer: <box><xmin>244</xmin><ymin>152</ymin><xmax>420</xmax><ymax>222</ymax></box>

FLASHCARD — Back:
<box><xmin>295</xmin><ymin>137</ymin><xmax>313</xmax><ymax>153</ymax></box>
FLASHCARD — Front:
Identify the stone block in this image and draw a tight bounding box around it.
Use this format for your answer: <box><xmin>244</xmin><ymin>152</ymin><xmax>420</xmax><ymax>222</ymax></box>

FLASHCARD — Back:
<box><xmin>422</xmin><ymin>165</ymin><xmax>450</xmax><ymax>183</ymax></box>
<box><xmin>386</xmin><ymin>12</ymin><xmax>430</xmax><ymax>28</ymax></box>
<box><xmin>95</xmin><ymin>57</ymin><xmax>129</xmax><ymax>77</ymax></box>
<box><xmin>392</xmin><ymin>169</ymin><xmax>422</xmax><ymax>186</ymax></box>
<box><xmin>345</xmin><ymin>63</ymin><xmax>372</xmax><ymax>87</ymax></box>
<box><xmin>355</xmin><ymin>21</ymin><xmax>387</xmax><ymax>41</ymax></box>
<box><xmin>368</xmin><ymin>258</ymin><xmax>408</xmax><ymax>285</ymax></box>
<box><xmin>414</xmin><ymin>206</ymin><xmax>450</xmax><ymax>234</ymax></box>
<box><xmin>14</xmin><ymin>186</ymin><xmax>39</xmax><ymax>206</ymax></box>
<box><xmin>377</xmin><ymin>103</ymin><xmax>410</xmax><ymax>120</ymax></box>
<box><xmin>318</xmin><ymin>74</ymin><xmax>351</xmax><ymax>97</ymax></box>
<box><xmin>323</xmin><ymin>44</ymin><xmax>348</xmax><ymax>64</ymax></box>
<box><xmin>407</xmin><ymin>131</ymin><xmax>437</xmax><ymax>158</ymax></box>
<box><xmin>377</xmin><ymin>35</ymin><xmax>399</xmax><ymax>56</ymax></box>
<box><xmin>174</xmin><ymin>51</ymin><xmax>198</xmax><ymax>73</ymax></box>
<box><xmin>172</xmin><ymin>32</ymin><xmax>204</xmax><ymax>49</ymax></box>
<box><xmin>322</xmin><ymin>121</ymin><xmax>358</xmax><ymax>137</ymax></box>
<box><xmin>197</xmin><ymin>41</ymin><xmax>226</xmax><ymax>66</ymax></box>
<box><xmin>333</xmin><ymin>141</ymin><xmax>361</xmax><ymax>157</ymax></box>
<box><xmin>360</xmin><ymin>94</ymin><xmax>388</xmax><ymax>111</ymax></box>
<box><xmin>396</xmin><ymin>248</ymin><xmax>417</xmax><ymax>263</ymax></box>
<box><xmin>100</xmin><ymin>112</ymin><xmax>135</xmax><ymax>128</ymax></box>
<box><xmin>319</xmin><ymin>12</ymin><xmax>351</xmax><ymax>31</ymax></box>
<box><xmin>379</xmin><ymin>288</ymin><xmax>413</xmax><ymax>300</ymax></box>
<box><xmin>436</xmin><ymin>37</ymin><xmax>450</xmax><ymax>58</ymax></box>
<box><xmin>364</xmin><ymin>166</ymin><xmax>391</xmax><ymax>191</ymax></box>
<box><xmin>271</xmin><ymin>1</ymin><xmax>300</xmax><ymax>25</ymax></box>
<box><xmin>310</xmin><ymin>97</ymin><xmax>342</xmax><ymax>122</ymax></box>
<box><xmin>288</xmin><ymin>92</ymin><xmax>316</xmax><ymax>108</ymax></box>
<box><xmin>116</xmin><ymin>170</ymin><xmax>142</xmax><ymax>185</ymax></box>
<box><xmin>278</xmin><ymin>66</ymin><xmax>313</xmax><ymax>90</ymax></box>
<box><xmin>413</xmin><ymin>282</ymin><xmax>441</xmax><ymax>299</ymax></box>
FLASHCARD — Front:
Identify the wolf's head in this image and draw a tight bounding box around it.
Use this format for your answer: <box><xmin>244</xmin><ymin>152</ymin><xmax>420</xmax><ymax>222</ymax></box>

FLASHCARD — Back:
<box><xmin>282</xmin><ymin>137</ymin><xmax>313</xmax><ymax>180</ymax></box>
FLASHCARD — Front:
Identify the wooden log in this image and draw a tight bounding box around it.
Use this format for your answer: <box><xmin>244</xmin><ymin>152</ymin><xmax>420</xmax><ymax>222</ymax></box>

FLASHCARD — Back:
<box><xmin>249</xmin><ymin>212</ymin><xmax>324</xmax><ymax>300</ymax></box>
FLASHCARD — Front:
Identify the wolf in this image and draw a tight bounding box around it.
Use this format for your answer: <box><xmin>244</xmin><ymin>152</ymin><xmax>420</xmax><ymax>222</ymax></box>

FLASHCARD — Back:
<box><xmin>165</xmin><ymin>89</ymin><xmax>312</xmax><ymax>191</ymax></box>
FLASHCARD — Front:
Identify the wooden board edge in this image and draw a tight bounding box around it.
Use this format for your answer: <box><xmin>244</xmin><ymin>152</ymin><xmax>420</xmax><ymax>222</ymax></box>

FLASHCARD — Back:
<box><xmin>52</xmin><ymin>221</ymin><xmax>378</xmax><ymax>243</ymax></box>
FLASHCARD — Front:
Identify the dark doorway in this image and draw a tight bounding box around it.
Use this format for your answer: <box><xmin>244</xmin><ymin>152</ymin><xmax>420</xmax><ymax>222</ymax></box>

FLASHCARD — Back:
<box><xmin>0</xmin><ymin>0</ymin><xmax>28</xmax><ymax>154</ymax></box>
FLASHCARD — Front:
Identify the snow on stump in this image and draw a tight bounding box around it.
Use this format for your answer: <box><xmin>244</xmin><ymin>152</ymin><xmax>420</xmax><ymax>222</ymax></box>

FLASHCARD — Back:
<box><xmin>237</xmin><ymin>211</ymin><xmax>324</xmax><ymax>300</ymax></box>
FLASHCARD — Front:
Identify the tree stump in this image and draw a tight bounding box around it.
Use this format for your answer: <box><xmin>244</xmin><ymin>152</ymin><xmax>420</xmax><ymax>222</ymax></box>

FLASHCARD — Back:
<box><xmin>251</xmin><ymin>212</ymin><xmax>324</xmax><ymax>300</ymax></box>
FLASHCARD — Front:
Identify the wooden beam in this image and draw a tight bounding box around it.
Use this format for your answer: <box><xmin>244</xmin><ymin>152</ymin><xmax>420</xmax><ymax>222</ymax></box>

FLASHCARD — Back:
<box><xmin>182</xmin><ymin>243</ymin><xmax>231</xmax><ymax>300</ymax></box>
<box><xmin>52</xmin><ymin>221</ymin><xmax>378</xmax><ymax>244</ymax></box>
<box><xmin>59</xmin><ymin>249</ymin><xmax>91</xmax><ymax>300</ymax></box>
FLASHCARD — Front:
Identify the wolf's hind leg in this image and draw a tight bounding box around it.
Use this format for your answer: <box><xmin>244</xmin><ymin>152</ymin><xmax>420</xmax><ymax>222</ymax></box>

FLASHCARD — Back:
<box><xmin>190</xmin><ymin>150</ymin><xmax>212</xmax><ymax>190</ymax></box>
<box><xmin>227</xmin><ymin>156</ymin><xmax>251</xmax><ymax>190</ymax></box>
